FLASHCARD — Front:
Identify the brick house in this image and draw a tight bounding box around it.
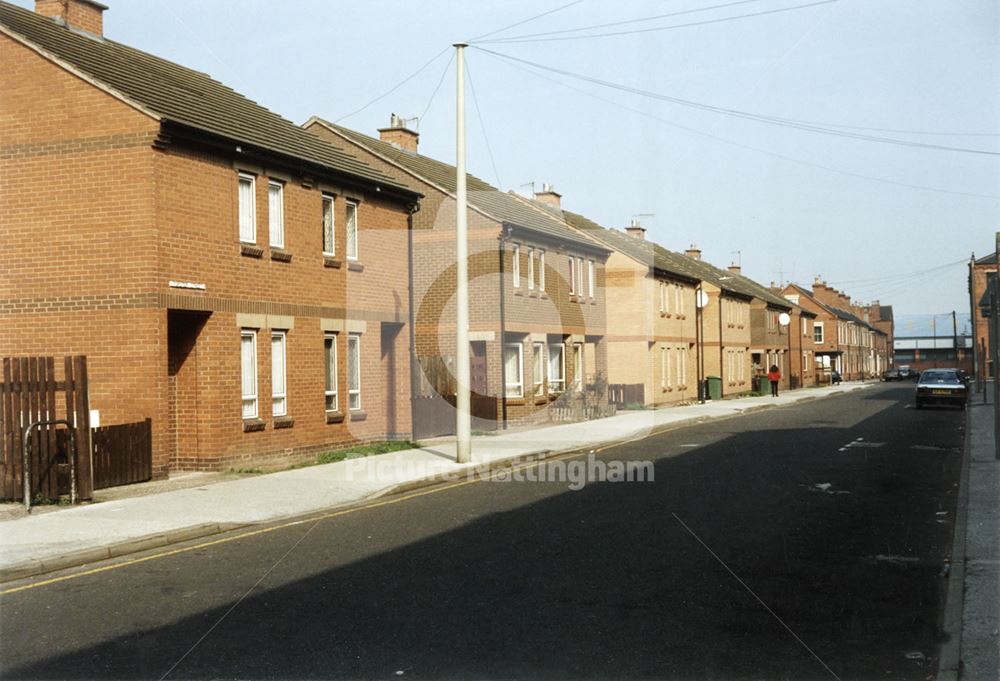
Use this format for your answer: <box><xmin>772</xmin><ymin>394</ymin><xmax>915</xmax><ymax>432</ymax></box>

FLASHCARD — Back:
<box><xmin>722</xmin><ymin>266</ymin><xmax>796</xmax><ymax>392</ymax></box>
<box><xmin>303</xmin><ymin>117</ymin><xmax>609</xmax><ymax>432</ymax></box>
<box><xmin>970</xmin><ymin>234</ymin><xmax>999</xmax><ymax>379</ymax></box>
<box><xmin>538</xmin><ymin>213</ymin><xmax>700</xmax><ymax>407</ymax></box>
<box><xmin>811</xmin><ymin>281</ymin><xmax>887</xmax><ymax>379</ymax></box>
<box><xmin>0</xmin><ymin>0</ymin><xmax>422</xmax><ymax>476</ymax></box>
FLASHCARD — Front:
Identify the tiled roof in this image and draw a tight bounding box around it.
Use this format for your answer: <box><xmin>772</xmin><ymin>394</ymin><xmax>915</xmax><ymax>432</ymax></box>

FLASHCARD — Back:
<box><xmin>0</xmin><ymin>1</ymin><xmax>414</xmax><ymax>197</ymax></box>
<box><xmin>555</xmin><ymin>212</ymin><xmax>698</xmax><ymax>284</ymax></box>
<box><xmin>308</xmin><ymin>118</ymin><xmax>607</xmax><ymax>253</ymax></box>
<box><xmin>976</xmin><ymin>252</ymin><xmax>998</xmax><ymax>265</ymax></box>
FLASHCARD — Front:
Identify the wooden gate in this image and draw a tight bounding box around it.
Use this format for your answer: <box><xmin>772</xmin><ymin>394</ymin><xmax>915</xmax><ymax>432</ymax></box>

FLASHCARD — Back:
<box><xmin>0</xmin><ymin>356</ymin><xmax>93</xmax><ymax>501</ymax></box>
<box><xmin>92</xmin><ymin>419</ymin><xmax>153</xmax><ymax>489</ymax></box>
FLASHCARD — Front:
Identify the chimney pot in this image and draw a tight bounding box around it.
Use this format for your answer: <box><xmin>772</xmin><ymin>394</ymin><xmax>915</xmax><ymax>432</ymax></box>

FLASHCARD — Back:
<box><xmin>36</xmin><ymin>0</ymin><xmax>107</xmax><ymax>36</ymax></box>
<box><xmin>624</xmin><ymin>223</ymin><xmax>646</xmax><ymax>240</ymax></box>
<box><xmin>728</xmin><ymin>264</ymin><xmax>742</xmax><ymax>274</ymax></box>
<box><xmin>378</xmin><ymin>113</ymin><xmax>419</xmax><ymax>153</ymax></box>
<box><xmin>534</xmin><ymin>184</ymin><xmax>562</xmax><ymax>209</ymax></box>
<box><xmin>685</xmin><ymin>246</ymin><xmax>702</xmax><ymax>260</ymax></box>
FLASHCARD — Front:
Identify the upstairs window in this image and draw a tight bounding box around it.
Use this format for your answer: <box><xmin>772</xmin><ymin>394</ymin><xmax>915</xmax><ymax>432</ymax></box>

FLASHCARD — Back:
<box><xmin>576</xmin><ymin>257</ymin><xmax>585</xmax><ymax>298</ymax></box>
<box><xmin>512</xmin><ymin>244</ymin><xmax>521</xmax><ymax>288</ymax></box>
<box><xmin>814</xmin><ymin>322</ymin><xmax>824</xmax><ymax>343</ymax></box>
<box><xmin>268</xmin><ymin>181</ymin><xmax>284</xmax><ymax>248</ymax></box>
<box><xmin>238</xmin><ymin>173</ymin><xmax>256</xmax><ymax>243</ymax></box>
<box><xmin>346</xmin><ymin>201</ymin><xmax>359</xmax><ymax>260</ymax></box>
<box><xmin>527</xmin><ymin>247</ymin><xmax>535</xmax><ymax>290</ymax></box>
<box><xmin>588</xmin><ymin>260</ymin><xmax>595</xmax><ymax>298</ymax></box>
<box><xmin>568</xmin><ymin>258</ymin><xmax>576</xmax><ymax>295</ymax></box>
<box><xmin>322</xmin><ymin>194</ymin><xmax>335</xmax><ymax>256</ymax></box>
<box><xmin>538</xmin><ymin>250</ymin><xmax>546</xmax><ymax>291</ymax></box>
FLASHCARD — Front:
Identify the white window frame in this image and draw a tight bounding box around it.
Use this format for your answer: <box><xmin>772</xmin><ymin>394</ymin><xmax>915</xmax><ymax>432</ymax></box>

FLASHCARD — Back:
<box><xmin>676</xmin><ymin>346</ymin><xmax>684</xmax><ymax>386</ymax></box>
<box><xmin>573</xmin><ymin>342</ymin><xmax>584</xmax><ymax>391</ymax></box>
<box><xmin>238</xmin><ymin>173</ymin><xmax>256</xmax><ymax>244</ymax></box>
<box><xmin>271</xmin><ymin>330</ymin><xmax>287</xmax><ymax>417</ymax></box>
<box><xmin>532</xmin><ymin>342</ymin><xmax>545</xmax><ymax>390</ymax></box>
<box><xmin>674</xmin><ymin>284</ymin><xmax>681</xmax><ymax>314</ymax></box>
<box><xmin>504</xmin><ymin>342</ymin><xmax>524</xmax><ymax>398</ymax></box>
<box><xmin>345</xmin><ymin>200</ymin><xmax>359</xmax><ymax>261</ymax></box>
<box><xmin>324</xmin><ymin>333</ymin><xmax>338</xmax><ymax>413</ymax></box>
<box><xmin>548</xmin><ymin>343</ymin><xmax>565</xmax><ymax>392</ymax></box>
<box><xmin>659</xmin><ymin>282</ymin><xmax>667</xmax><ymax>314</ymax></box>
<box><xmin>568</xmin><ymin>257</ymin><xmax>576</xmax><ymax>295</ymax></box>
<box><xmin>347</xmin><ymin>333</ymin><xmax>361</xmax><ymax>410</ymax></box>
<box><xmin>587</xmin><ymin>260</ymin><xmax>595</xmax><ymax>298</ymax></box>
<box><xmin>814</xmin><ymin>322</ymin><xmax>824</xmax><ymax>344</ymax></box>
<box><xmin>322</xmin><ymin>193</ymin><xmax>336</xmax><ymax>256</ymax></box>
<box><xmin>539</xmin><ymin>250</ymin><xmax>546</xmax><ymax>291</ymax></box>
<box><xmin>527</xmin><ymin>247</ymin><xmax>535</xmax><ymax>290</ymax></box>
<box><xmin>660</xmin><ymin>346</ymin><xmax>667</xmax><ymax>389</ymax></box>
<box><xmin>512</xmin><ymin>243</ymin><xmax>521</xmax><ymax>288</ymax></box>
<box><xmin>576</xmin><ymin>257</ymin><xmax>585</xmax><ymax>299</ymax></box>
<box><xmin>268</xmin><ymin>180</ymin><xmax>284</xmax><ymax>248</ymax></box>
<box><xmin>240</xmin><ymin>330</ymin><xmax>258</xmax><ymax>419</ymax></box>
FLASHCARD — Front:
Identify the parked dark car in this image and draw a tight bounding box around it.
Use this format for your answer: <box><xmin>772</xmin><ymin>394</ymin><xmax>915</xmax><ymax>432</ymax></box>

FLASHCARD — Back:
<box><xmin>882</xmin><ymin>368</ymin><xmax>901</xmax><ymax>381</ymax></box>
<box><xmin>915</xmin><ymin>369</ymin><xmax>969</xmax><ymax>410</ymax></box>
<box><xmin>898</xmin><ymin>367</ymin><xmax>919</xmax><ymax>380</ymax></box>
<box><xmin>831</xmin><ymin>369</ymin><xmax>842</xmax><ymax>385</ymax></box>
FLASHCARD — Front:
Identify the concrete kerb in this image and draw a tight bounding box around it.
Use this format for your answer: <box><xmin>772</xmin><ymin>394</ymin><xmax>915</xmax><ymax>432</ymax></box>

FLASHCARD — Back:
<box><xmin>0</xmin><ymin>383</ymin><xmax>873</xmax><ymax>585</ymax></box>
<box><xmin>936</xmin><ymin>394</ymin><xmax>974</xmax><ymax>681</ymax></box>
<box><xmin>0</xmin><ymin>522</ymin><xmax>245</xmax><ymax>583</ymax></box>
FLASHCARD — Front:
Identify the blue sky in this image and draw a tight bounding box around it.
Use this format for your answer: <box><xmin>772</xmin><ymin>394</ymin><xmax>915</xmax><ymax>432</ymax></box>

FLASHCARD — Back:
<box><xmin>17</xmin><ymin>0</ymin><xmax>998</xmax><ymax>315</ymax></box>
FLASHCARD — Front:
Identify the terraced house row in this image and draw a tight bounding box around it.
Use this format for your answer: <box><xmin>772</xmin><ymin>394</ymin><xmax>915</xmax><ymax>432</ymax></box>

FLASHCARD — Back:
<box><xmin>0</xmin><ymin>0</ymin><xmax>893</xmax><ymax>483</ymax></box>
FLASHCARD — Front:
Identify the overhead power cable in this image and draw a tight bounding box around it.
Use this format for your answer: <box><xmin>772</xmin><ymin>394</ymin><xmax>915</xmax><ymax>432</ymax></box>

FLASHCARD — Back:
<box><xmin>476</xmin><ymin>0</ymin><xmax>770</xmax><ymax>42</ymax></box>
<box><xmin>465</xmin><ymin>58</ymin><xmax>505</xmax><ymax>190</ymax></box>
<box><xmin>473</xmin><ymin>48</ymin><xmax>1000</xmax><ymax>157</ymax></box>
<box><xmin>825</xmin><ymin>258</ymin><xmax>968</xmax><ymax>287</ymax></box>
<box><xmin>476</xmin><ymin>0</ymin><xmax>839</xmax><ymax>44</ymax></box>
<box><xmin>474</xmin><ymin>49</ymin><xmax>1000</xmax><ymax>199</ymax></box>
<box><xmin>468</xmin><ymin>0</ymin><xmax>584</xmax><ymax>42</ymax></box>
<box><xmin>335</xmin><ymin>47</ymin><xmax>450</xmax><ymax>123</ymax></box>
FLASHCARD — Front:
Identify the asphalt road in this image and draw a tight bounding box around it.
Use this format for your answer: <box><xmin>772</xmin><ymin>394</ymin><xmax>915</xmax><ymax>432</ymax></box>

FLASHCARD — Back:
<box><xmin>0</xmin><ymin>384</ymin><xmax>965</xmax><ymax>680</ymax></box>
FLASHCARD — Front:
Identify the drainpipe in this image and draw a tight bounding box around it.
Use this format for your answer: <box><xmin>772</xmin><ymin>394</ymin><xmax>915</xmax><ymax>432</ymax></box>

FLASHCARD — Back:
<box><xmin>406</xmin><ymin>203</ymin><xmax>419</xmax><ymax>434</ymax></box>
<box><xmin>498</xmin><ymin>225</ymin><xmax>511</xmax><ymax>428</ymax></box>
<box><xmin>718</xmin><ymin>295</ymin><xmax>725</xmax><ymax>398</ymax></box>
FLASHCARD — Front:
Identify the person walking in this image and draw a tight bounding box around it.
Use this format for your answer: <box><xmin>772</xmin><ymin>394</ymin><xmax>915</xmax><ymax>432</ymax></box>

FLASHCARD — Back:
<box><xmin>767</xmin><ymin>364</ymin><xmax>781</xmax><ymax>397</ymax></box>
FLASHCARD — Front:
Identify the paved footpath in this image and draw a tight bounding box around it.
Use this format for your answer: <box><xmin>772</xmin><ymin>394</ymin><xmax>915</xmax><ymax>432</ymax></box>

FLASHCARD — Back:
<box><xmin>0</xmin><ymin>383</ymin><xmax>870</xmax><ymax>582</ymax></box>
<box><xmin>946</xmin><ymin>390</ymin><xmax>999</xmax><ymax>681</ymax></box>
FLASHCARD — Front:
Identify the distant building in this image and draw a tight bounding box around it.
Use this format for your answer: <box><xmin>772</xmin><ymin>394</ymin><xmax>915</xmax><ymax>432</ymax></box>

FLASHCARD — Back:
<box><xmin>894</xmin><ymin>314</ymin><xmax>974</xmax><ymax>373</ymax></box>
<box><xmin>969</xmin><ymin>233</ymin><xmax>999</xmax><ymax>378</ymax></box>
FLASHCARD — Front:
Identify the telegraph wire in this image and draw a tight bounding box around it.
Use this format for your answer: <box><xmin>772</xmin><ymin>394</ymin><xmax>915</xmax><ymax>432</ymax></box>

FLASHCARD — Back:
<box><xmin>335</xmin><ymin>46</ymin><xmax>450</xmax><ymax>123</ymax></box>
<box><xmin>477</xmin><ymin>0</ymin><xmax>838</xmax><ymax>44</ymax></box>
<box><xmin>825</xmin><ymin>258</ymin><xmax>968</xmax><ymax>287</ymax></box>
<box><xmin>473</xmin><ymin>48</ymin><xmax>1000</xmax><ymax>199</ymax></box>
<box><xmin>419</xmin><ymin>51</ymin><xmax>456</xmax><ymax>123</ymax></box>
<box><xmin>468</xmin><ymin>0</ymin><xmax>584</xmax><ymax>42</ymax></box>
<box><xmin>475</xmin><ymin>0</ymin><xmax>770</xmax><ymax>42</ymax></box>
<box><xmin>466</xmin><ymin>57</ymin><xmax>505</xmax><ymax>190</ymax></box>
<box><xmin>474</xmin><ymin>48</ymin><xmax>1000</xmax><ymax>156</ymax></box>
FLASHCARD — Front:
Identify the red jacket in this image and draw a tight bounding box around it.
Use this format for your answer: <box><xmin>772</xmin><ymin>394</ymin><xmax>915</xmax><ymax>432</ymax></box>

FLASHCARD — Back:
<box><xmin>767</xmin><ymin>370</ymin><xmax>781</xmax><ymax>382</ymax></box>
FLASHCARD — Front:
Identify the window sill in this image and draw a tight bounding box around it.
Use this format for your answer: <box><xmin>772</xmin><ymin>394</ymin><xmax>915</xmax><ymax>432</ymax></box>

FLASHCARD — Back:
<box><xmin>505</xmin><ymin>397</ymin><xmax>526</xmax><ymax>406</ymax></box>
<box><xmin>240</xmin><ymin>243</ymin><xmax>263</xmax><ymax>258</ymax></box>
<box><xmin>273</xmin><ymin>416</ymin><xmax>294</xmax><ymax>429</ymax></box>
<box><xmin>270</xmin><ymin>249</ymin><xmax>292</xmax><ymax>263</ymax></box>
<box><xmin>349</xmin><ymin>410</ymin><xmax>367</xmax><ymax>421</ymax></box>
<box><xmin>243</xmin><ymin>418</ymin><xmax>265</xmax><ymax>432</ymax></box>
<box><xmin>323</xmin><ymin>257</ymin><xmax>342</xmax><ymax>269</ymax></box>
<box><xmin>325</xmin><ymin>411</ymin><xmax>345</xmax><ymax>424</ymax></box>
<box><xmin>534</xmin><ymin>395</ymin><xmax>547</xmax><ymax>405</ymax></box>
<box><xmin>347</xmin><ymin>261</ymin><xmax>364</xmax><ymax>272</ymax></box>
<box><xmin>513</xmin><ymin>290</ymin><xmax>524</xmax><ymax>296</ymax></box>
<box><xmin>539</xmin><ymin>293</ymin><xmax>549</xmax><ymax>299</ymax></box>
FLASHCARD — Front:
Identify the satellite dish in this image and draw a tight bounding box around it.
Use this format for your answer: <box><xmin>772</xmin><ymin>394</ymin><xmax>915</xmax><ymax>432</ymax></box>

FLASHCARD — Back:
<box><xmin>696</xmin><ymin>290</ymin><xmax>709</xmax><ymax>308</ymax></box>
<box><xmin>778</xmin><ymin>312</ymin><xmax>791</xmax><ymax>326</ymax></box>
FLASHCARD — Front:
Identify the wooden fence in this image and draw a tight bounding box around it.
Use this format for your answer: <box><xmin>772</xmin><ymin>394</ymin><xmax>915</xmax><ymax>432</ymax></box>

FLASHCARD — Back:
<box><xmin>0</xmin><ymin>356</ymin><xmax>92</xmax><ymax>501</ymax></box>
<box><xmin>92</xmin><ymin>419</ymin><xmax>153</xmax><ymax>490</ymax></box>
<box><xmin>608</xmin><ymin>383</ymin><xmax>645</xmax><ymax>408</ymax></box>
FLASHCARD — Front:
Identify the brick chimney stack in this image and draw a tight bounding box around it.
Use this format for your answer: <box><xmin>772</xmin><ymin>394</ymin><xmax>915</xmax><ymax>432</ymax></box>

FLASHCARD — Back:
<box><xmin>728</xmin><ymin>264</ymin><xmax>741</xmax><ymax>274</ymax></box>
<box><xmin>624</xmin><ymin>217</ymin><xmax>646</xmax><ymax>240</ymax></box>
<box><xmin>378</xmin><ymin>113</ymin><xmax>419</xmax><ymax>153</ymax></box>
<box><xmin>534</xmin><ymin>183</ymin><xmax>561</xmax><ymax>209</ymax></box>
<box><xmin>685</xmin><ymin>246</ymin><xmax>702</xmax><ymax>260</ymax></box>
<box><xmin>36</xmin><ymin>0</ymin><xmax>107</xmax><ymax>36</ymax></box>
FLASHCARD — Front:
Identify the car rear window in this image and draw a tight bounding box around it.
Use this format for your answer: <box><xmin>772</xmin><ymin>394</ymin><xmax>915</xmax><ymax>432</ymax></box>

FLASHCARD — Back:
<box><xmin>920</xmin><ymin>371</ymin><xmax>960</xmax><ymax>383</ymax></box>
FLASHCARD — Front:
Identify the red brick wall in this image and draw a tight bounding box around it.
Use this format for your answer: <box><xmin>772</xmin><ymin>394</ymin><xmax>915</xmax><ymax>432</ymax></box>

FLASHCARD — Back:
<box><xmin>2</xmin><ymin>35</ymin><xmax>414</xmax><ymax>476</ymax></box>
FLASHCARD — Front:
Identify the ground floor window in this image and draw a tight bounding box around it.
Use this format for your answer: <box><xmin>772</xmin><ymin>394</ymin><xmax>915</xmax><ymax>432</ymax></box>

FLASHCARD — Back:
<box><xmin>533</xmin><ymin>342</ymin><xmax>545</xmax><ymax>391</ymax></box>
<box><xmin>240</xmin><ymin>330</ymin><xmax>257</xmax><ymax>419</ymax></box>
<box><xmin>325</xmin><ymin>333</ymin><xmax>338</xmax><ymax>412</ymax></box>
<box><xmin>504</xmin><ymin>342</ymin><xmax>524</xmax><ymax>398</ymax></box>
<box><xmin>348</xmin><ymin>333</ymin><xmax>361</xmax><ymax>410</ymax></box>
<box><xmin>574</xmin><ymin>343</ymin><xmax>584</xmax><ymax>391</ymax></box>
<box><xmin>548</xmin><ymin>343</ymin><xmax>565</xmax><ymax>392</ymax></box>
<box><xmin>271</xmin><ymin>331</ymin><xmax>287</xmax><ymax>417</ymax></box>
